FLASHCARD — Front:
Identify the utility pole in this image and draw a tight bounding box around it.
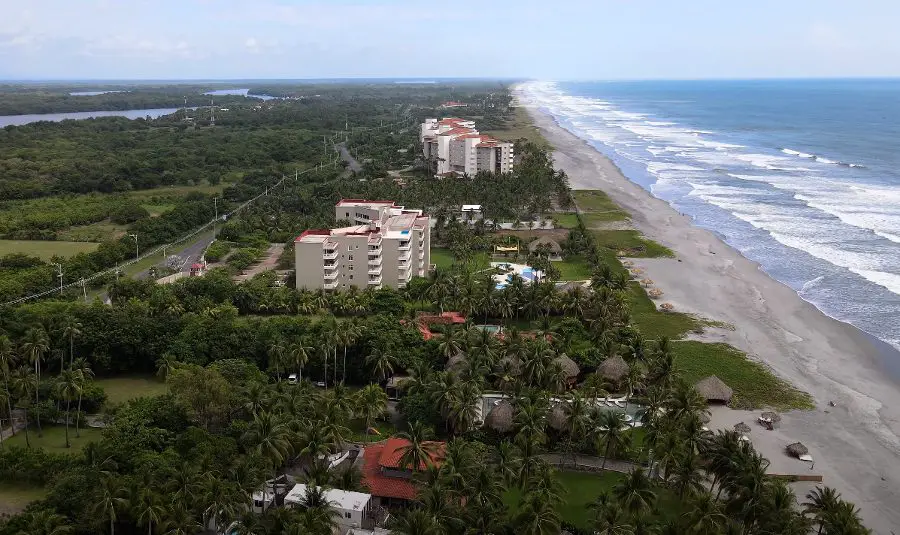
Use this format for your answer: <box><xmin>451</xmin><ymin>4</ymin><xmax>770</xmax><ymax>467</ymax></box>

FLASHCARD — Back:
<box><xmin>128</xmin><ymin>233</ymin><xmax>139</xmax><ymax>260</ymax></box>
<box><xmin>210</xmin><ymin>99</ymin><xmax>215</xmax><ymax>126</ymax></box>
<box><xmin>213</xmin><ymin>197</ymin><xmax>218</xmax><ymax>237</ymax></box>
<box><xmin>51</xmin><ymin>262</ymin><xmax>63</xmax><ymax>294</ymax></box>
<box><xmin>295</xmin><ymin>169</ymin><xmax>298</xmax><ymax>182</ymax></box>
<box><xmin>80</xmin><ymin>278</ymin><xmax>87</xmax><ymax>302</ymax></box>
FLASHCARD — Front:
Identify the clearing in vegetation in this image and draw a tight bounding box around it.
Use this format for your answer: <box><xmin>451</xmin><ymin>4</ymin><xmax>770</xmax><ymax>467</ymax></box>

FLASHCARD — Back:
<box><xmin>3</xmin><ymin>426</ymin><xmax>103</xmax><ymax>453</ymax></box>
<box><xmin>574</xmin><ymin>190</ymin><xmax>629</xmax><ymax>219</ymax></box>
<box><xmin>673</xmin><ymin>341</ymin><xmax>814</xmax><ymax>410</ymax></box>
<box><xmin>94</xmin><ymin>376</ymin><xmax>169</xmax><ymax>405</ymax></box>
<box><xmin>592</xmin><ymin>229</ymin><xmax>674</xmax><ymax>258</ymax></box>
<box><xmin>0</xmin><ymin>239</ymin><xmax>99</xmax><ymax>260</ymax></box>
<box><xmin>484</xmin><ymin>106</ymin><xmax>549</xmax><ymax>147</ymax></box>
<box><xmin>0</xmin><ymin>482</ymin><xmax>47</xmax><ymax>515</ymax></box>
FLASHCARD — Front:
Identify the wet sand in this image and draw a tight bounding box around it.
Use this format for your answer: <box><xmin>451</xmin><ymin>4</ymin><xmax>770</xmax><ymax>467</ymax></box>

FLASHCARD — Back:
<box><xmin>517</xmin><ymin>89</ymin><xmax>900</xmax><ymax>533</ymax></box>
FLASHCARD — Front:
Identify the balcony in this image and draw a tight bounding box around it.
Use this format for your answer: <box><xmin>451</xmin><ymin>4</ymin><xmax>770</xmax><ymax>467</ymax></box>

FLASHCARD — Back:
<box><xmin>323</xmin><ymin>250</ymin><xmax>338</xmax><ymax>260</ymax></box>
<box><xmin>399</xmin><ymin>252</ymin><xmax>411</xmax><ymax>262</ymax></box>
<box><xmin>368</xmin><ymin>247</ymin><xmax>381</xmax><ymax>256</ymax></box>
<box><xmin>324</xmin><ymin>280</ymin><xmax>339</xmax><ymax>290</ymax></box>
<box><xmin>367</xmin><ymin>276</ymin><xmax>382</xmax><ymax>285</ymax></box>
<box><xmin>368</xmin><ymin>256</ymin><xmax>383</xmax><ymax>267</ymax></box>
<box><xmin>368</xmin><ymin>266</ymin><xmax>382</xmax><ymax>275</ymax></box>
<box><xmin>398</xmin><ymin>241</ymin><xmax>410</xmax><ymax>251</ymax></box>
<box><xmin>324</xmin><ymin>270</ymin><xmax>339</xmax><ymax>280</ymax></box>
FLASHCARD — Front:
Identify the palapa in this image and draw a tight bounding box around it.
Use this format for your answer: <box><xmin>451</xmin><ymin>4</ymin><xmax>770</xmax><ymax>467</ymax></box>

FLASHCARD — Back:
<box><xmin>528</xmin><ymin>236</ymin><xmax>563</xmax><ymax>256</ymax></box>
<box><xmin>555</xmin><ymin>354</ymin><xmax>580</xmax><ymax>379</ymax></box>
<box><xmin>598</xmin><ymin>355</ymin><xmax>630</xmax><ymax>383</ymax></box>
<box><xmin>694</xmin><ymin>375</ymin><xmax>734</xmax><ymax>403</ymax></box>
<box><xmin>445</xmin><ymin>353</ymin><xmax>467</xmax><ymax>373</ymax></box>
<box><xmin>761</xmin><ymin>411</ymin><xmax>782</xmax><ymax>423</ymax></box>
<box><xmin>548</xmin><ymin>405</ymin><xmax>568</xmax><ymax>431</ymax></box>
<box><xmin>786</xmin><ymin>442</ymin><xmax>809</xmax><ymax>458</ymax></box>
<box><xmin>734</xmin><ymin>422</ymin><xmax>752</xmax><ymax>434</ymax></box>
<box><xmin>484</xmin><ymin>400</ymin><xmax>515</xmax><ymax>433</ymax></box>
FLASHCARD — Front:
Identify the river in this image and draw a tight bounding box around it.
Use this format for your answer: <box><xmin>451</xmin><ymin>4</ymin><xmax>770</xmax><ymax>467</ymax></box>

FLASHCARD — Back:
<box><xmin>0</xmin><ymin>107</ymin><xmax>188</xmax><ymax>128</ymax></box>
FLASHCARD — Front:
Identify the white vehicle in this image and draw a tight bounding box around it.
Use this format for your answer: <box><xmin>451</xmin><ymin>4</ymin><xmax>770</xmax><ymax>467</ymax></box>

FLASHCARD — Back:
<box><xmin>287</xmin><ymin>373</ymin><xmax>298</xmax><ymax>385</ymax></box>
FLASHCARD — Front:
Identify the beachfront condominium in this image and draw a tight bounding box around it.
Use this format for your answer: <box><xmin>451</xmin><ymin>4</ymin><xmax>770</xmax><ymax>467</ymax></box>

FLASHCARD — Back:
<box><xmin>420</xmin><ymin>118</ymin><xmax>514</xmax><ymax>177</ymax></box>
<box><xmin>294</xmin><ymin>200</ymin><xmax>431</xmax><ymax>291</ymax></box>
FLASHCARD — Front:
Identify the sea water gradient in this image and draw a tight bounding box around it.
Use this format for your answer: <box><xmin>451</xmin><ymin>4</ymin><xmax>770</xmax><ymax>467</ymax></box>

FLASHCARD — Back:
<box><xmin>522</xmin><ymin>80</ymin><xmax>900</xmax><ymax>352</ymax></box>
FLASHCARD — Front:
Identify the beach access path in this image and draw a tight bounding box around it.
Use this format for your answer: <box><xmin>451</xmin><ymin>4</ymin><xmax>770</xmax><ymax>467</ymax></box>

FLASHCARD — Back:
<box><xmin>519</xmin><ymin>94</ymin><xmax>900</xmax><ymax>533</ymax></box>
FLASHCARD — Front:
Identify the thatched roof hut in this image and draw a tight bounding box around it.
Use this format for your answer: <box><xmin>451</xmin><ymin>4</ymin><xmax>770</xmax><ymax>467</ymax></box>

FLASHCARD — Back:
<box><xmin>786</xmin><ymin>442</ymin><xmax>809</xmax><ymax>458</ymax></box>
<box><xmin>694</xmin><ymin>375</ymin><xmax>734</xmax><ymax>403</ymax></box>
<box><xmin>761</xmin><ymin>411</ymin><xmax>782</xmax><ymax>423</ymax></box>
<box><xmin>445</xmin><ymin>353</ymin><xmax>467</xmax><ymax>374</ymax></box>
<box><xmin>528</xmin><ymin>236</ymin><xmax>562</xmax><ymax>256</ymax></box>
<box><xmin>555</xmin><ymin>354</ymin><xmax>580</xmax><ymax>380</ymax></box>
<box><xmin>548</xmin><ymin>405</ymin><xmax>568</xmax><ymax>432</ymax></box>
<box><xmin>598</xmin><ymin>355</ymin><xmax>630</xmax><ymax>383</ymax></box>
<box><xmin>497</xmin><ymin>355</ymin><xmax>522</xmax><ymax>376</ymax></box>
<box><xmin>734</xmin><ymin>422</ymin><xmax>751</xmax><ymax>434</ymax></box>
<box><xmin>484</xmin><ymin>400</ymin><xmax>515</xmax><ymax>434</ymax></box>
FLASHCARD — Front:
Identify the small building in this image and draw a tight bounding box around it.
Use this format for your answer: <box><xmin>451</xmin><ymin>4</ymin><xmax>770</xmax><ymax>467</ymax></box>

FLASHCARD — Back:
<box><xmin>528</xmin><ymin>236</ymin><xmax>563</xmax><ymax>261</ymax></box>
<box><xmin>385</xmin><ymin>375</ymin><xmax>409</xmax><ymax>400</ymax></box>
<box><xmin>285</xmin><ymin>483</ymin><xmax>374</xmax><ymax>532</ymax></box>
<box><xmin>190</xmin><ymin>262</ymin><xmax>206</xmax><ymax>277</ymax></box>
<box><xmin>441</xmin><ymin>101</ymin><xmax>468</xmax><ymax>108</ymax></box>
<box><xmin>459</xmin><ymin>204</ymin><xmax>483</xmax><ymax>222</ymax></box>
<box><xmin>694</xmin><ymin>375</ymin><xmax>733</xmax><ymax>404</ymax></box>
<box><xmin>360</xmin><ymin>437</ymin><xmax>446</xmax><ymax>509</ymax></box>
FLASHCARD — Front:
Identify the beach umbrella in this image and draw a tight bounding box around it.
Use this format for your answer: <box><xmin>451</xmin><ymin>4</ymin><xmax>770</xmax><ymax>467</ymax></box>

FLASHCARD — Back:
<box><xmin>484</xmin><ymin>400</ymin><xmax>515</xmax><ymax>434</ymax></box>
<box><xmin>598</xmin><ymin>355</ymin><xmax>630</xmax><ymax>383</ymax></box>
<box><xmin>761</xmin><ymin>411</ymin><xmax>782</xmax><ymax>423</ymax></box>
<box><xmin>786</xmin><ymin>442</ymin><xmax>809</xmax><ymax>458</ymax></box>
<box><xmin>694</xmin><ymin>375</ymin><xmax>734</xmax><ymax>403</ymax></box>
<box><xmin>734</xmin><ymin>422</ymin><xmax>752</xmax><ymax>434</ymax></box>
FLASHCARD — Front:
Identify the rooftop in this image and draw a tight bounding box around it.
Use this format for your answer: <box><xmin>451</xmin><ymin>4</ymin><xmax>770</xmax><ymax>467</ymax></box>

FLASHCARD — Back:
<box><xmin>361</xmin><ymin>438</ymin><xmax>446</xmax><ymax>501</ymax></box>
<box><xmin>284</xmin><ymin>484</ymin><xmax>371</xmax><ymax>511</ymax></box>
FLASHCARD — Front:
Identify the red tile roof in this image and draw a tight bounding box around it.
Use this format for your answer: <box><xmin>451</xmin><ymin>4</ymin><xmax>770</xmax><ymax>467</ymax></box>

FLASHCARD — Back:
<box><xmin>361</xmin><ymin>439</ymin><xmax>447</xmax><ymax>501</ymax></box>
<box><xmin>295</xmin><ymin>229</ymin><xmax>331</xmax><ymax>242</ymax></box>
<box><xmin>439</xmin><ymin>127</ymin><xmax>476</xmax><ymax>136</ymax></box>
<box><xmin>335</xmin><ymin>199</ymin><xmax>397</xmax><ymax>206</ymax></box>
<box><xmin>438</xmin><ymin>117</ymin><xmax>464</xmax><ymax>125</ymax></box>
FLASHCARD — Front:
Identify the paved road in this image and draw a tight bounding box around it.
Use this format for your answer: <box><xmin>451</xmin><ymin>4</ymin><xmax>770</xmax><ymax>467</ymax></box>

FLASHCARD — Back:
<box><xmin>336</xmin><ymin>142</ymin><xmax>362</xmax><ymax>173</ymax></box>
<box><xmin>135</xmin><ymin>232</ymin><xmax>215</xmax><ymax>280</ymax></box>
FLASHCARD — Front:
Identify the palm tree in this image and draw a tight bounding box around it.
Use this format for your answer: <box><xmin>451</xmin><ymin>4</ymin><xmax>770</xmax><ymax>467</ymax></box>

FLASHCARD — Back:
<box><xmin>160</xmin><ymin>504</ymin><xmax>201</xmax><ymax>535</ymax></box>
<box><xmin>71</xmin><ymin>358</ymin><xmax>93</xmax><ymax>437</ymax></box>
<box><xmin>55</xmin><ymin>368</ymin><xmax>81</xmax><ymax>448</ymax></box>
<box><xmin>92</xmin><ymin>475</ymin><xmax>127</xmax><ymax>535</ymax></box>
<box><xmin>613</xmin><ymin>468</ymin><xmax>656</xmax><ymax>517</ymax></box>
<box><xmin>267</xmin><ymin>339</ymin><xmax>288</xmax><ymax>382</ymax></box>
<box><xmin>804</xmin><ymin>486</ymin><xmax>841</xmax><ymax>535</ymax></box>
<box><xmin>681</xmin><ymin>492</ymin><xmax>726</xmax><ymax>534</ymax></box>
<box><xmin>366</xmin><ymin>348</ymin><xmax>397</xmax><ymax>384</ymax></box>
<box><xmin>396</xmin><ymin>421</ymin><xmax>439</xmax><ymax>471</ymax></box>
<box><xmin>242</xmin><ymin>410</ymin><xmax>291</xmax><ymax>506</ymax></box>
<box><xmin>10</xmin><ymin>366</ymin><xmax>37</xmax><ymax>448</ymax></box>
<box><xmin>20</xmin><ymin>327</ymin><xmax>49</xmax><ymax>436</ymax></box>
<box><xmin>15</xmin><ymin>509</ymin><xmax>73</xmax><ymax>535</ymax></box>
<box><xmin>62</xmin><ymin>319</ymin><xmax>82</xmax><ymax>369</ymax></box>
<box><xmin>447</xmin><ymin>381</ymin><xmax>481</xmax><ymax>435</ymax></box>
<box><xmin>355</xmin><ymin>384</ymin><xmax>387</xmax><ymax>442</ymax></box>
<box><xmin>154</xmin><ymin>354</ymin><xmax>179</xmax><ymax>380</ymax></box>
<box><xmin>671</xmin><ymin>450</ymin><xmax>706</xmax><ymax>499</ymax></box>
<box><xmin>596</xmin><ymin>411</ymin><xmax>628</xmax><ymax>470</ymax></box>
<box><xmin>0</xmin><ymin>335</ymin><xmax>16</xmax><ymax>437</ymax></box>
<box><xmin>563</xmin><ymin>391</ymin><xmax>590</xmax><ymax>465</ymax></box>
<box><xmin>133</xmin><ymin>488</ymin><xmax>165</xmax><ymax>535</ymax></box>
<box><xmin>515</xmin><ymin>494</ymin><xmax>561</xmax><ymax>535</ymax></box>
<box><xmin>390</xmin><ymin>509</ymin><xmax>442</xmax><ymax>535</ymax></box>
<box><xmin>339</xmin><ymin>319</ymin><xmax>361</xmax><ymax>384</ymax></box>
<box><xmin>287</xmin><ymin>339</ymin><xmax>312</xmax><ymax>382</ymax></box>
<box><xmin>593</xmin><ymin>500</ymin><xmax>633</xmax><ymax>535</ymax></box>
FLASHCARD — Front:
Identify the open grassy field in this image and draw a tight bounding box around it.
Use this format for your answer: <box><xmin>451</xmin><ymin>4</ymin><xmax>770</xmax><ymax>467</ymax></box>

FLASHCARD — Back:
<box><xmin>430</xmin><ymin>247</ymin><xmax>491</xmax><ymax>271</ymax></box>
<box><xmin>484</xmin><ymin>106</ymin><xmax>549</xmax><ymax>147</ymax></box>
<box><xmin>0</xmin><ymin>483</ymin><xmax>47</xmax><ymax>515</ymax></box>
<box><xmin>127</xmin><ymin>183</ymin><xmax>226</xmax><ymax>199</ymax></box>
<box><xmin>592</xmin><ymin>230</ymin><xmax>674</xmax><ymax>258</ymax></box>
<box><xmin>556</xmin><ymin>256</ymin><xmax>593</xmax><ymax>281</ymax></box>
<box><xmin>627</xmin><ymin>283</ymin><xmax>702</xmax><ymax>339</ymax></box>
<box><xmin>0</xmin><ymin>239</ymin><xmax>100</xmax><ymax>260</ymax></box>
<box><xmin>95</xmin><ymin>376</ymin><xmax>169</xmax><ymax>405</ymax></box>
<box><xmin>574</xmin><ymin>190</ymin><xmax>629</xmax><ymax>219</ymax></box>
<box><xmin>141</xmin><ymin>203</ymin><xmax>177</xmax><ymax>217</ymax></box>
<box><xmin>553</xmin><ymin>213</ymin><xmax>580</xmax><ymax>229</ymax></box>
<box><xmin>57</xmin><ymin>219</ymin><xmax>128</xmax><ymax>242</ymax></box>
<box><xmin>4</xmin><ymin>425</ymin><xmax>102</xmax><ymax>453</ymax></box>
<box><xmin>673</xmin><ymin>341</ymin><xmax>814</xmax><ymax>410</ymax></box>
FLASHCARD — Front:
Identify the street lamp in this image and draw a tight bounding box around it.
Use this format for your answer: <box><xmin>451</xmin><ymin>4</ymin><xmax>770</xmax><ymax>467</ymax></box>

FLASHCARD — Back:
<box><xmin>128</xmin><ymin>233</ymin><xmax>139</xmax><ymax>260</ymax></box>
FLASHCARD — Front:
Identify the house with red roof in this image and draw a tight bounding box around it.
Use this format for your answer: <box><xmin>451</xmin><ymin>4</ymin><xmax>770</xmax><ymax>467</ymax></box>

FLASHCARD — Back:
<box><xmin>360</xmin><ymin>437</ymin><xmax>446</xmax><ymax>508</ymax></box>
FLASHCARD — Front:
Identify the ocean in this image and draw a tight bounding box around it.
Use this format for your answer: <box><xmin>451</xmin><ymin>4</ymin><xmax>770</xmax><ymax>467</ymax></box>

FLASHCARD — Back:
<box><xmin>523</xmin><ymin>79</ymin><xmax>900</xmax><ymax>352</ymax></box>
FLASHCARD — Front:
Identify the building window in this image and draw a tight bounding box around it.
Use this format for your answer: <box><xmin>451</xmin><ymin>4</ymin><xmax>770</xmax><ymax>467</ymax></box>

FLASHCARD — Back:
<box><xmin>349</xmin><ymin>255</ymin><xmax>353</xmax><ymax>261</ymax></box>
<box><xmin>349</xmin><ymin>275</ymin><xmax>353</xmax><ymax>280</ymax></box>
<box><xmin>345</xmin><ymin>513</ymin><xmax>352</xmax><ymax>519</ymax></box>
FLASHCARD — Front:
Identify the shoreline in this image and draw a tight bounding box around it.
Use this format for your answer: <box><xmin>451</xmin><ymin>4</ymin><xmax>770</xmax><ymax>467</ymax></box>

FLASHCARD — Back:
<box><xmin>516</xmin><ymin>88</ymin><xmax>900</xmax><ymax>533</ymax></box>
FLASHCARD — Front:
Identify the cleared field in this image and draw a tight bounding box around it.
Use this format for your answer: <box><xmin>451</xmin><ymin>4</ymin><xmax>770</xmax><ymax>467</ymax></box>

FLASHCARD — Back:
<box><xmin>4</xmin><ymin>425</ymin><xmax>102</xmax><ymax>453</ymax></box>
<box><xmin>592</xmin><ymin>230</ymin><xmax>674</xmax><ymax>258</ymax></box>
<box><xmin>57</xmin><ymin>219</ymin><xmax>128</xmax><ymax>242</ymax></box>
<box><xmin>142</xmin><ymin>203</ymin><xmax>176</xmax><ymax>217</ymax></box>
<box><xmin>95</xmin><ymin>376</ymin><xmax>169</xmax><ymax>405</ymax></box>
<box><xmin>0</xmin><ymin>483</ymin><xmax>47</xmax><ymax>515</ymax></box>
<box><xmin>553</xmin><ymin>213</ymin><xmax>580</xmax><ymax>229</ymax></box>
<box><xmin>0</xmin><ymin>239</ymin><xmax>99</xmax><ymax>260</ymax></box>
<box><xmin>556</xmin><ymin>256</ymin><xmax>593</xmax><ymax>281</ymax></box>
<box><xmin>484</xmin><ymin>107</ymin><xmax>549</xmax><ymax>147</ymax></box>
<box><xmin>573</xmin><ymin>190</ymin><xmax>628</xmax><ymax>217</ymax></box>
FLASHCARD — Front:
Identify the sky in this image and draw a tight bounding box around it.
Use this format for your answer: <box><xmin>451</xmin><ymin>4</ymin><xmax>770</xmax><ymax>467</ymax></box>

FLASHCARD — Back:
<box><xmin>1</xmin><ymin>0</ymin><xmax>899</xmax><ymax>80</ymax></box>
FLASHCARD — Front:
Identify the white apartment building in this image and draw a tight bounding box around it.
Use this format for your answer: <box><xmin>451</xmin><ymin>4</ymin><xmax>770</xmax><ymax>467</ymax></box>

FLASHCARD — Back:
<box><xmin>285</xmin><ymin>484</ymin><xmax>374</xmax><ymax>533</ymax></box>
<box><xmin>294</xmin><ymin>200</ymin><xmax>430</xmax><ymax>291</ymax></box>
<box><xmin>420</xmin><ymin>118</ymin><xmax>514</xmax><ymax>176</ymax></box>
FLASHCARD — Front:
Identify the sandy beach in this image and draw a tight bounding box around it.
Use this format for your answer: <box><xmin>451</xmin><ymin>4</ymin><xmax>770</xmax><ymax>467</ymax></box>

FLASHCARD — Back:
<box><xmin>518</xmin><ymin>90</ymin><xmax>900</xmax><ymax>533</ymax></box>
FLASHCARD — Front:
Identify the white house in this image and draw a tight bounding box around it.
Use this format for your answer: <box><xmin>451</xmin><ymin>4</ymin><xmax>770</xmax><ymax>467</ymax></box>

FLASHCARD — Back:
<box><xmin>284</xmin><ymin>484</ymin><xmax>374</xmax><ymax>533</ymax></box>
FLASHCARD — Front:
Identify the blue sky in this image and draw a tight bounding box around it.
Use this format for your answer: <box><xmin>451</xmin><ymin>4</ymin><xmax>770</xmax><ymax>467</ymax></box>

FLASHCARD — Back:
<box><xmin>1</xmin><ymin>0</ymin><xmax>899</xmax><ymax>80</ymax></box>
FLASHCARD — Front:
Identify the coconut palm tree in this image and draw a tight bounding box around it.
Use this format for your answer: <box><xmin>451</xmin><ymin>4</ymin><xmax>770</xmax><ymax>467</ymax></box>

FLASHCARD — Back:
<box><xmin>20</xmin><ymin>327</ymin><xmax>49</xmax><ymax>436</ymax></box>
<box><xmin>92</xmin><ymin>474</ymin><xmax>127</xmax><ymax>535</ymax></box>
<box><xmin>159</xmin><ymin>504</ymin><xmax>202</xmax><ymax>535</ymax></box>
<box><xmin>355</xmin><ymin>384</ymin><xmax>387</xmax><ymax>442</ymax></box>
<box><xmin>15</xmin><ymin>509</ymin><xmax>73</xmax><ymax>535</ymax></box>
<box><xmin>447</xmin><ymin>381</ymin><xmax>481</xmax><ymax>435</ymax></box>
<box><xmin>54</xmin><ymin>368</ymin><xmax>81</xmax><ymax>448</ymax></box>
<box><xmin>242</xmin><ymin>411</ymin><xmax>291</xmax><ymax>501</ymax></box>
<box><xmin>61</xmin><ymin>319</ymin><xmax>82</xmax><ymax>369</ymax></box>
<box><xmin>69</xmin><ymin>358</ymin><xmax>93</xmax><ymax>438</ymax></box>
<box><xmin>10</xmin><ymin>366</ymin><xmax>37</xmax><ymax>448</ymax></box>
<box><xmin>0</xmin><ymin>335</ymin><xmax>16</xmax><ymax>436</ymax></box>
<box><xmin>593</xmin><ymin>499</ymin><xmax>633</xmax><ymax>535</ymax></box>
<box><xmin>339</xmin><ymin>319</ymin><xmax>361</xmax><ymax>384</ymax></box>
<box><xmin>366</xmin><ymin>348</ymin><xmax>397</xmax><ymax>384</ymax></box>
<box><xmin>515</xmin><ymin>494</ymin><xmax>561</xmax><ymax>535</ymax></box>
<box><xmin>390</xmin><ymin>509</ymin><xmax>442</xmax><ymax>535</ymax></box>
<box><xmin>133</xmin><ymin>488</ymin><xmax>165</xmax><ymax>535</ymax></box>
<box><xmin>396</xmin><ymin>421</ymin><xmax>439</xmax><ymax>471</ymax></box>
<box><xmin>155</xmin><ymin>354</ymin><xmax>179</xmax><ymax>380</ymax></box>
<box><xmin>267</xmin><ymin>339</ymin><xmax>288</xmax><ymax>382</ymax></box>
<box><xmin>563</xmin><ymin>391</ymin><xmax>590</xmax><ymax>465</ymax></box>
<box><xmin>670</xmin><ymin>450</ymin><xmax>706</xmax><ymax>499</ymax></box>
<box><xmin>613</xmin><ymin>467</ymin><xmax>656</xmax><ymax>518</ymax></box>
<box><xmin>804</xmin><ymin>486</ymin><xmax>841</xmax><ymax>535</ymax></box>
<box><xmin>287</xmin><ymin>339</ymin><xmax>312</xmax><ymax>382</ymax></box>
<box><xmin>596</xmin><ymin>411</ymin><xmax>628</xmax><ymax>470</ymax></box>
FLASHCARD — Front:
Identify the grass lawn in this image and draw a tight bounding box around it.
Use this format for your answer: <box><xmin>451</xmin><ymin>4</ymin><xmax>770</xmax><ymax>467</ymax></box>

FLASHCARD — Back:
<box><xmin>431</xmin><ymin>247</ymin><xmax>491</xmax><ymax>271</ymax></box>
<box><xmin>556</xmin><ymin>255</ymin><xmax>593</xmax><ymax>281</ymax></box>
<box><xmin>348</xmin><ymin>419</ymin><xmax>398</xmax><ymax>443</ymax></box>
<box><xmin>4</xmin><ymin>425</ymin><xmax>102</xmax><ymax>453</ymax></box>
<box><xmin>505</xmin><ymin>470</ymin><xmax>624</xmax><ymax>528</ymax></box>
<box><xmin>127</xmin><ymin>183</ymin><xmax>226</xmax><ymax>199</ymax></box>
<box><xmin>553</xmin><ymin>213</ymin><xmax>580</xmax><ymax>229</ymax></box>
<box><xmin>57</xmin><ymin>219</ymin><xmax>128</xmax><ymax>242</ymax></box>
<box><xmin>592</xmin><ymin>230</ymin><xmax>674</xmax><ymax>258</ymax></box>
<box><xmin>574</xmin><ymin>190</ymin><xmax>629</xmax><ymax>219</ymax></box>
<box><xmin>94</xmin><ymin>376</ymin><xmax>168</xmax><ymax>405</ymax></box>
<box><xmin>0</xmin><ymin>239</ymin><xmax>99</xmax><ymax>260</ymax></box>
<box><xmin>484</xmin><ymin>107</ymin><xmax>549</xmax><ymax>147</ymax></box>
<box><xmin>627</xmin><ymin>283</ymin><xmax>702</xmax><ymax>339</ymax></box>
<box><xmin>0</xmin><ymin>483</ymin><xmax>47</xmax><ymax>514</ymax></box>
<box><xmin>141</xmin><ymin>203</ymin><xmax>176</xmax><ymax>217</ymax></box>
<box><xmin>673</xmin><ymin>341</ymin><xmax>814</xmax><ymax>410</ymax></box>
